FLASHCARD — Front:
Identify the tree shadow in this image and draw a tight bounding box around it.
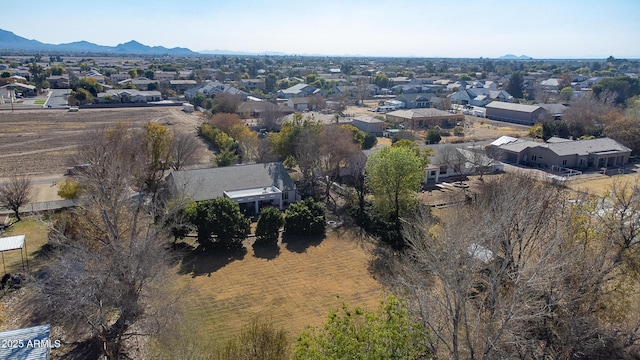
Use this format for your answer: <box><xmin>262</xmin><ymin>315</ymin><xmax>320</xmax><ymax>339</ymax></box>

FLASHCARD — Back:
<box><xmin>177</xmin><ymin>243</ymin><xmax>247</xmax><ymax>278</ymax></box>
<box><xmin>251</xmin><ymin>241</ymin><xmax>281</xmax><ymax>260</ymax></box>
<box><xmin>57</xmin><ymin>338</ymin><xmax>102</xmax><ymax>360</ymax></box>
<box><xmin>281</xmin><ymin>233</ymin><xmax>324</xmax><ymax>253</ymax></box>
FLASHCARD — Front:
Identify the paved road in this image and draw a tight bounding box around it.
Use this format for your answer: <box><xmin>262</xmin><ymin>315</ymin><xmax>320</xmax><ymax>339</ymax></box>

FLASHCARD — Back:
<box><xmin>45</xmin><ymin>89</ymin><xmax>70</xmax><ymax>108</ymax></box>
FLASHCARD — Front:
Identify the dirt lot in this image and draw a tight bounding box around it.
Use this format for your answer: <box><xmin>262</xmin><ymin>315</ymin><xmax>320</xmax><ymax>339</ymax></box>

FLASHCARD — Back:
<box><xmin>0</xmin><ymin>107</ymin><xmax>208</xmax><ymax>177</ymax></box>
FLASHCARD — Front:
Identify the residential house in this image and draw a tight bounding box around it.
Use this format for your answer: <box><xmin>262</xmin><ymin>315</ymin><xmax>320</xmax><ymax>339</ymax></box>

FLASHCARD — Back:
<box><xmin>168</xmin><ymin>79</ymin><xmax>197</xmax><ymax>93</ymax></box>
<box><xmin>97</xmin><ymin>89</ymin><xmax>162</xmax><ymax>103</ymax></box>
<box><xmin>131</xmin><ymin>77</ymin><xmax>159</xmax><ymax>90</ymax></box>
<box><xmin>450</xmin><ymin>88</ymin><xmax>513</xmax><ymax>106</ymax></box>
<box><xmin>277</xmin><ymin>83</ymin><xmax>318</xmax><ymax>99</ymax></box>
<box><xmin>539</xmin><ymin>78</ymin><xmax>560</xmax><ymax>92</ymax></box>
<box><xmin>490</xmin><ymin>136</ymin><xmax>631</xmax><ymax>169</ymax></box>
<box><xmin>46</xmin><ymin>74</ymin><xmax>70</xmax><ymax>89</ymax></box>
<box><xmin>396</xmin><ymin>93</ymin><xmax>439</xmax><ymax>109</ymax></box>
<box><xmin>237</xmin><ymin>101</ymin><xmax>295</xmax><ymax>119</ymax></box>
<box><xmin>287</xmin><ymin>97</ymin><xmax>314</xmax><ymax>111</ymax></box>
<box><xmin>425</xmin><ymin>144</ymin><xmax>503</xmax><ymax>184</ymax></box>
<box><xmin>386</xmin><ymin>108</ymin><xmax>464</xmax><ymax>129</ymax></box>
<box><xmin>166</xmin><ymin>162</ymin><xmax>299</xmax><ymax>214</ymax></box>
<box><xmin>154</xmin><ymin>71</ymin><xmax>177</xmax><ymax>81</ymax></box>
<box><xmin>184</xmin><ymin>81</ymin><xmax>248</xmax><ymax>100</ymax></box>
<box><xmin>109</xmin><ymin>72</ymin><xmax>131</xmax><ymax>82</ymax></box>
<box><xmin>240</xmin><ymin>78</ymin><xmax>265</xmax><ymax>91</ymax></box>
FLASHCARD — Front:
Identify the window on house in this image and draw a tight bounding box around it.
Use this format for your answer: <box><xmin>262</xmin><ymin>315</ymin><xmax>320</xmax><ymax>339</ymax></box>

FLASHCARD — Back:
<box><xmin>283</xmin><ymin>192</ymin><xmax>288</xmax><ymax>200</ymax></box>
<box><xmin>531</xmin><ymin>155</ymin><xmax>537</xmax><ymax>161</ymax></box>
<box><xmin>562</xmin><ymin>160</ymin><xmax>567</xmax><ymax>166</ymax></box>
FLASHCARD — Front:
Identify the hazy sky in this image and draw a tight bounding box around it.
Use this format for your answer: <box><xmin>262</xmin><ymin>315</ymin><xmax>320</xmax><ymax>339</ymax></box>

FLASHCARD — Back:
<box><xmin>5</xmin><ymin>0</ymin><xmax>639</xmax><ymax>58</ymax></box>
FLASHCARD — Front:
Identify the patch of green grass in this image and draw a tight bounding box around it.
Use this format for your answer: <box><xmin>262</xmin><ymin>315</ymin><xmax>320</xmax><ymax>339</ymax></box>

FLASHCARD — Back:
<box><xmin>1</xmin><ymin>216</ymin><xmax>48</xmax><ymax>274</ymax></box>
<box><xmin>34</xmin><ymin>100</ymin><xmax>46</xmax><ymax>105</ymax></box>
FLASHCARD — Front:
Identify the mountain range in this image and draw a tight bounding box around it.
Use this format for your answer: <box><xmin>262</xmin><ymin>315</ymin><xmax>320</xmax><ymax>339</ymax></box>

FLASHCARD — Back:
<box><xmin>497</xmin><ymin>54</ymin><xmax>532</xmax><ymax>60</ymax></box>
<box><xmin>0</xmin><ymin>29</ymin><xmax>196</xmax><ymax>55</ymax></box>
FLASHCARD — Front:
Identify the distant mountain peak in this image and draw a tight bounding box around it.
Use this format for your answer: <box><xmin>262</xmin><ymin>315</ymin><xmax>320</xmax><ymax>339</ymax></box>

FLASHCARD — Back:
<box><xmin>498</xmin><ymin>54</ymin><xmax>532</xmax><ymax>60</ymax></box>
<box><xmin>0</xmin><ymin>28</ymin><xmax>196</xmax><ymax>55</ymax></box>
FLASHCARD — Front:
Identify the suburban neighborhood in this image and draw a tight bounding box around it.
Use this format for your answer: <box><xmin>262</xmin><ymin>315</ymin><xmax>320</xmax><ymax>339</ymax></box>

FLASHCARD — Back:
<box><xmin>1</xmin><ymin>6</ymin><xmax>640</xmax><ymax>358</ymax></box>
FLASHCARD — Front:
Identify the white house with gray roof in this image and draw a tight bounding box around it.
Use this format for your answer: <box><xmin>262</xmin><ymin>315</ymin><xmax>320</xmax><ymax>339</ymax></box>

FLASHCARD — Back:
<box><xmin>166</xmin><ymin>162</ymin><xmax>298</xmax><ymax>214</ymax></box>
<box><xmin>490</xmin><ymin>136</ymin><xmax>631</xmax><ymax>169</ymax></box>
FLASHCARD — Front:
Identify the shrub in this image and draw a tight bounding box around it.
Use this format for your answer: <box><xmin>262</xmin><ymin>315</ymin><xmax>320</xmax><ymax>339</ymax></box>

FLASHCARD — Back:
<box><xmin>426</xmin><ymin>129</ymin><xmax>441</xmax><ymax>144</ymax></box>
<box><xmin>255</xmin><ymin>207</ymin><xmax>284</xmax><ymax>246</ymax></box>
<box><xmin>284</xmin><ymin>198</ymin><xmax>326</xmax><ymax>236</ymax></box>
<box><xmin>362</xmin><ymin>132</ymin><xmax>378</xmax><ymax>150</ymax></box>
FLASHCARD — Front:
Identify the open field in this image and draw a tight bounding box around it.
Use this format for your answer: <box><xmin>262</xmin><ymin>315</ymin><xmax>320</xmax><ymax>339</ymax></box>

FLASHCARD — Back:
<box><xmin>0</xmin><ymin>107</ymin><xmax>208</xmax><ymax>176</ymax></box>
<box><xmin>175</xmin><ymin>228</ymin><xmax>385</xmax><ymax>343</ymax></box>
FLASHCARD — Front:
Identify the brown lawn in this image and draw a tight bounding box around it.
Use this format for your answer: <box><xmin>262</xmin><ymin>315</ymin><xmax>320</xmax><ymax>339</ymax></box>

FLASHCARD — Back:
<box><xmin>174</xmin><ymin>228</ymin><xmax>386</xmax><ymax>343</ymax></box>
<box><xmin>568</xmin><ymin>170</ymin><xmax>640</xmax><ymax>195</ymax></box>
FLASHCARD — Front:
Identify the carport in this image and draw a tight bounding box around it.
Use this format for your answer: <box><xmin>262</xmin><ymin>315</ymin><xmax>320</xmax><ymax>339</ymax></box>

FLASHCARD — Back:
<box><xmin>0</xmin><ymin>235</ymin><xmax>29</xmax><ymax>275</ymax></box>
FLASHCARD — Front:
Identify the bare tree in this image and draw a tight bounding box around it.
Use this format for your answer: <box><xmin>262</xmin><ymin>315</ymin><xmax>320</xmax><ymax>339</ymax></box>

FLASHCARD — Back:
<box><xmin>295</xmin><ymin>126</ymin><xmax>322</xmax><ymax>196</ymax></box>
<box><xmin>30</xmin><ymin>125</ymin><xmax>175</xmax><ymax>360</ymax></box>
<box><xmin>356</xmin><ymin>80</ymin><xmax>370</xmax><ymax>106</ymax></box>
<box><xmin>401</xmin><ymin>174</ymin><xmax>570</xmax><ymax>359</ymax></box>
<box><xmin>563</xmin><ymin>92</ymin><xmax>615</xmax><ymax>136</ymax></box>
<box><xmin>259</xmin><ymin>107</ymin><xmax>284</xmax><ymax>132</ymax></box>
<box><xmin>320</xmin><ymin>125</ymin><xmax>360</xmax><ymax>204</ymax></box>
<box><xmin>436</xmin><ymin>145</ymin><xmax>468</xmax><ymax>181</ymax></box>
<box><xmin>395</xmin><ymin>173</ymin><xmax>640</xmax><ymax>359</ymax></box>
<box><xmin>308</xmin><ymin>94</ymin><xmax>326</xmax><ymax>111</ymax></box>
<box><xmin>0</xmin><ymin>175</ymin><xmax>32</xmax><ymax>221</ymax></box>
<box><xmin>170</xmin><ymin>130</ymin><xmax>202</xmax><ymax>171</ymax></box>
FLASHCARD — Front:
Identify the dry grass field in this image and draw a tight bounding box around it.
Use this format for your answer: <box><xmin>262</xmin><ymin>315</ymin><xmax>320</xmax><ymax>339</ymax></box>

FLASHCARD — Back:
<box><xmin>0</xmin><ymin>107</ymin><xmax>207</xmax><ymax>176</ymax></box>
<box><xmin>174</xmin><ymin>228</ymin><xmax>386</xmax><ymax>344</ymax></box>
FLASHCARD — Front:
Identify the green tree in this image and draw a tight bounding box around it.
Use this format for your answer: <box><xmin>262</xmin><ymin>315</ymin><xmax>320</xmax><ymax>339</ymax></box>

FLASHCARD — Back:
<box><xmin>373</xmin><ymin>73</ymin><xmax>390</xmax><ymax>88</ymax></box>
<box><xmin>188</xmin><ymin>198</ymin><xmax>250</xmax><ymax>249</ymax></box>
<box><xmin>294</xmin><ymin>295</ymin><xmax>429</xmax><ymax>360</ymax></box>
<box><xmin>255</xmin><ymin>207</ymin><xmax>284</xmax><ymax>246</ymax></box>
<box><xmin>426</xmin><ymin>129</ymin><xmax>442</xmax><ymax>144</ymax></box>
<box><xmin>365</xmin><ymin>146</ymin><xmax>423</xmax><ymax>228</ymax></box>
<box><xmin>265</xmin><ymin>73</ymin><xmax>277</xmax><ymax>93</ymax></box>
<box><xmin>284</xmin><ymin>198</ymin><xmax>326</xmax><ymax>236</ymax></box>
<box><xmin>593</xmin><ymin>76</ymin><xmax>640</xmax><ymax>104</ymax></box>
<box><xmin>362</xmin><ymin>132</ymin><xmax>378</xmax><ymax>150</ymax></box>
<box><xmin>76</xmin><ymin>77</ymin><xmax>103</xmax><ymax>96</ymax></box>
<box><xmin>216</xmin><ymin>149</ymin><xmax>238</xmax><ymax>166</ymax></box>
<box><xmin>505</xmin><ymin>71</ymin><xmax>524</xmax><ymax>99</ymax></box>
<box><xmin>392</xmin><ymin>139</ymin><xmax>433</xmax><ymax>167</ymax></box>
<box><xmin>49</xmin><ymin>65</ymin><xmax>65</xmax><ymax>76</ymax></box>
<box><xmin>559</xmin><ymin>86</ymin><xmax>574</xmax><ymax>102</ymax></box>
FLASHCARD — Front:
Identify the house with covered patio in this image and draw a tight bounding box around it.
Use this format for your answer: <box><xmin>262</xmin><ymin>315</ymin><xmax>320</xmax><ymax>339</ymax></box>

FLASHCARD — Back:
<box><xmin>166</xmin><ymin>162</ymin><xmax>299</xmax><ymax>214</ymax></box>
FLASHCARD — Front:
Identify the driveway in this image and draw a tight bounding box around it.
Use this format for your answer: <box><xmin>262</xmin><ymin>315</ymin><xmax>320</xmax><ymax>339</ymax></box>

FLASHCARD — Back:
<box><xmin>45</xmin><ymin>89</ymin><xmax>70</xmax><ymax>108</ymax></box>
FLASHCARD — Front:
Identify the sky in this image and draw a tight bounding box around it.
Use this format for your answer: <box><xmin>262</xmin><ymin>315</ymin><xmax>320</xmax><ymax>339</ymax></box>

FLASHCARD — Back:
<box><xmin>4</xmin><ymin>0</ymin><xmax>640</xmax><ymax>58</ymax></box>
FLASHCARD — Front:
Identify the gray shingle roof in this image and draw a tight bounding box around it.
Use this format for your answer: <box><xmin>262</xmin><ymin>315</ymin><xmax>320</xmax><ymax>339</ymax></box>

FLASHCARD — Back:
<box><xmin>0</xmin><ymin>324</ymin><xmax>51</xmax><ymax>360</ymax></box>
<box><xmin>167</xmin><ymin>162</ymin><xmax>294</xmax><ymax>202</ymax></box>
